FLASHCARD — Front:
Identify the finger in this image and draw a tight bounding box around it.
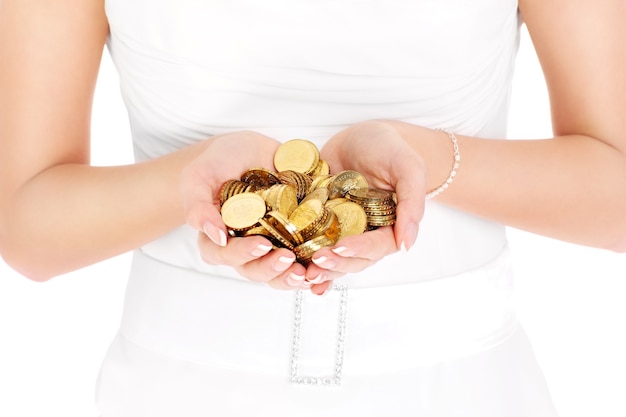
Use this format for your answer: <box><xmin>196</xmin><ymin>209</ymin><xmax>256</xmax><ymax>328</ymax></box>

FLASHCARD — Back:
<box><xmin>389</xmin><ymin>150</ymin><xmax>426</xmax><ymax>251</ymax></box>
<box><xmin>236</xmin><ymin>247</ymin><xmax>301</xmax><ymax>283</ymax></box>
<box><xmin>199</xmin><ymin>233</ymin><xmax>302</xmax><ymax>280</ymax></box>
<box><xmin>310</xmin><ymin>248</ymin><xmax>373</xmax><ymax>274</ymax></box>
<box><xmin>181</xmin><ymin>162</ymin><xmax>227</xmax><ymax>246</ymax></box>
<box><xmin>332</xmin><ymin>227</ymin><xmax>397</xmax><ymax>259</ymax></box>
<box><xmin>198</xmin><ymin>233</ymin><xmax>274</xmax><ymax>268</ymax></box>
<box><xmin>393</xmin><ymin>189</ymin><xmax>423</xmax><ymax>252</ymax></box>
<box><xmin>304</xmin><ymin>264</ymin><xmax>345</xmax><ymax>284</ymax></box>
<box><xmin>266</xmin><ymin>263</ymin><xmax>309</xmax><ymax>290</ymax></box>
<box><xmin>309</xmin><ymin>280</ymin><xmax>333</xmax><ymax>296</ymax></box>
<box><xmin>306</xmin><ymin>228</ymin><xmax>396</xmax><ymax>274</ymax></box>
<box><xmin>198</xmin><ymin>232</ymin><xmax>311</xmax><ymax>286</ymax></box>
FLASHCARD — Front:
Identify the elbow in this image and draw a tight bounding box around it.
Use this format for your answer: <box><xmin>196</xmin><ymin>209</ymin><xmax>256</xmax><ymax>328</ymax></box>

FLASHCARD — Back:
<box><xmin>0</xmin><ymin>241</ymin><xmax>57</xmax><ymax>283</ymax></box>
<box><xmin>601</xmin><ymin>178</ymin><xmax>626</xmax><ymax>253</ymax></box>
<box><xmin>601</xmin><ymin>212</ymin><xmax>626</xmax><ymax>254</ymax></box>
<box><xmin>0</xmin><ymin>216</ymin><xmax>60</xmax><ymax>282</ymax></box>
<box><xmin>1</xmin><ymin>256</ymin><xmax>57</xmax><ymax>283</ymax></box>
<box><xmin>605</xmin><ymin>238</ymin><xmax>626</xmax><ymax>254</ymax></box>
<box><xmin>19</xmin><ymin>267</ymin><xmax>57</xmax><ymax>283</ymax></box>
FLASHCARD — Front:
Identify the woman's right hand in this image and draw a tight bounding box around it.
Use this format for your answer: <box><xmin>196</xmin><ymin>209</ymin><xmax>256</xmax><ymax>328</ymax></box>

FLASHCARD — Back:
<box><xmin>180</xmin><ymin>131</ymin><xmax>309</xmax><ymax>291</ymax></box>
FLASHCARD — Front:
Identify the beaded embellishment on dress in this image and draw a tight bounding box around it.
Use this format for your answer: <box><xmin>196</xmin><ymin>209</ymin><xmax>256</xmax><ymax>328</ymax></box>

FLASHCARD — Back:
<box><xmin>290</xmin><ymin>285</ymin><xmax>348</xmax><ymax>386</ymax></box>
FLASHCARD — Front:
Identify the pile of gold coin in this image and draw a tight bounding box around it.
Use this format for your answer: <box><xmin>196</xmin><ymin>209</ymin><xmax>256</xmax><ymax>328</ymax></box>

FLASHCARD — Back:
<box><xmin>218</xmin><ymin>139</ymin><xmax>397</xmax><ymax>266</ymax></box>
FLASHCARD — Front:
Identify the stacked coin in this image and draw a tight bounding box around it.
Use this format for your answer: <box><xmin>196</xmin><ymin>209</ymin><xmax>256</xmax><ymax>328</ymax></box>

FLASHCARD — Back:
<box><xmin>218</xmin><ymin>139</ymin><xmax>397</xmax><ymax>266</ymax></box>
<box><xmin>346</xmin><ymin>188</ymin><xmax>397</xmax><ymax>229</ymax></box>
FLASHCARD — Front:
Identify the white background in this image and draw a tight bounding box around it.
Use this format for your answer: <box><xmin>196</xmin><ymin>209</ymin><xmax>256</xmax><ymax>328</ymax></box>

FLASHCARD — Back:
<box><xmin>1</xmin><ymin>26</ymin><xmax>625</xmax><ymax>416</ymax></box>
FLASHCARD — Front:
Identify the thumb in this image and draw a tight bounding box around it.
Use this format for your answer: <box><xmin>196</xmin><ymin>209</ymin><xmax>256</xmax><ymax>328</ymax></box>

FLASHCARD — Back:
<box><xmin>186</xmin><ymin>197</ymin><xmax>227</xmax><ymax>247</ymax></box>
<box><xmin>181</xmin><ymin>163</ymin><xmax>228</xmax><ymax>247</ymax></box>
<box><xmin>391</xmin><ymin>153</ymin><xmax>426</xmax><ymax>251</ymax></box>
<box><xmin>393</xmin><ymin>188</ymin><xmax>424</xmax><ymax>252</ymax></box>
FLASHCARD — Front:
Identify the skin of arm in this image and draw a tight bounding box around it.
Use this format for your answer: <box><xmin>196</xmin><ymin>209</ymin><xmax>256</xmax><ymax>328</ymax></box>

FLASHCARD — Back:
<box><xmin>0</xmin><ymin>0</ymin><xmax>204</xmax><ymax>280</ymax></box>
<box><xmin>3</xmin><ymin>0</ymin><xmax>624</xmax><ymax>287</ymax></box>
<box><xmin>437</xmin><ymin>0</ymin><xmax>626</xmax><ymax>251</ymax></box>
<box><xmin>306</xmin><ymin>0</ymin><xmax>626</xmax><ymax>279</ymax></box>
<box><xmin>0</xmin><ymin>0</ymin><xmax>304</xmax><ymax>286</ymax></box>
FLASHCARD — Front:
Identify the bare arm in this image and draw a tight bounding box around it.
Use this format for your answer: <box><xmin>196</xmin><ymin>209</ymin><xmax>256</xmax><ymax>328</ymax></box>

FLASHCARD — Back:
<box><xmin>311</xmin><ymin>0</ymin><xmax>626</xmax><ymax>278</ymax></box>
<box><xmin>0</xmin><ymin>0</ymin><xmax>321</xmax><ymax>289</ymax></box>
<box><xmin>0</xmin><ymin>0</ymin><xmax>206</xmax><ymax>280</ymax></box>
<box><xmin>450</xmin><ymin>0</ymin><xmax>626</xmax><ymax>250</ymax></box>
<box><xmin>390</xmin><ymin>0</ymin><xmax>626</xmax><ymax>250</ymax></box>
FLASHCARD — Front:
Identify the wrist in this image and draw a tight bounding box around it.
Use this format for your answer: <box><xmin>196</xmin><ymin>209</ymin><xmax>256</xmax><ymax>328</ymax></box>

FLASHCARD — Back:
<box><xmin>425</xmin><ymin>130</ymin><xmax>460</xmax><ymax>199</ymax></box>
<box><xmin>385</xmin><ymin>121</ymin><xmax>461</xmax><ymax>199</ymax></box>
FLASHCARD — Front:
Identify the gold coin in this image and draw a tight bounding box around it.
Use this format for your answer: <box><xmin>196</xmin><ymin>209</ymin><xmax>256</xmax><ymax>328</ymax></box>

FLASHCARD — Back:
<box><xmin>328</xmin><ymin>171</ymin><xmax>369</xmax><ymax>199</ymax></box>
<box><xmin>329</xmin><ymin>201</ymin><xmax>368</xmax><ymax>238</ymax></box>
<box><xmin>303</xmin><ymin>207</ymin><xmax>332</xmax><ymax>241</ymax></box>
<box><xmin>266</xmin><ymin>210</ymin><xmax>303</xmax><ymax>245</ymax></box>
<box><xmin>244</xmin><ymin>225</ymin><xmax>284</xmax><ymax>249</ymax></box>
<box><xmin>240</xmin><ymin>167</ymin><xmax>281</xmax><ymax>188</ymax></box>
<box><xmin>300</xmin><ymin>187</ymin><xmax>329</xmax><ymax>205</ymax></box>
<box><xmin>293</xmin><ymin>234</ymin><xmax>336</xmax><ymax>266</ymax></box>
<box><xmin>264</xmin><ymin>184</ymin><xmax>298</xmax><ymax>217</ymax></box>
<box><xmin>273</xmin><ymin>139</ymin><xmax>320</xmax><ymax>174</ymax></box>
<box><xmin>310</xmin><ymin>159</ymin><xmax>330</xmax><ymax>178</ymax></box>
<box><xmin>277</xmin><ymin>170</ymin><xmax>312</xmax><ymax>201</ymax></box>
<box><xmin>219</xmin><ymin>179</ymin><xmax>251</xmax><ymax>206</ymax></box>
<box><xmin>346</xmin><ymin>188</ymin><xmax>395</xmax><ymax>203</ymax></box>
<box><xmin>289</xmin><ymin>199</ymin><xmax>324</xmax><ymax>236</ymax></box>
<box><xmin>275</xmin><ymin>184</ymin><xmax>299</xmax><ymax>217</ymax></box>
<box><xmin>316</xmin><ymin>208</ymin><xmax>341</xmax><ymax>242</ymax></box>
<box><xmin>324</xmin><ymin>197</ymin><xmax>348</xmax><ymax>209</ymax></box>
<box><xmin>220</xmin><ymin>192</ymin><xmax>267</xmax><ymax>230</ymax></box>
<box><xmin>309</xmin><ymin>174</ymin><xmax>334</xmax><ymax>192</ymax></box>
<box><xmin>218</xmin><ymin>140</ymin><xmax>400</xmax><ymax>260</ymax></box>
<box><xmin>367</xmin><ymin>214</ymin><xmax>397</xmax><ymax>222</ymax></box>
<box><xmin>346</xmin><ymin>189</ymin><xmax>396</xmax><ymax>211</ymax></box>
<box><xmin>361</xmin><ymin>206</ymin><xmax>397</xmax><ymax>214</ymax></box>
<box><xmin>258</xmin><ymin>218</ymin><xmax>295</xmax><ymax>250</ymax></box>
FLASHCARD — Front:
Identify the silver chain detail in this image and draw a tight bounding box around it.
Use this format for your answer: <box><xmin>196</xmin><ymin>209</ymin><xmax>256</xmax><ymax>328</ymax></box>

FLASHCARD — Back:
<box><xmin>290</xmin><ymin>285</ymin><xmax>348</xmax><ymax>386</ymax></box>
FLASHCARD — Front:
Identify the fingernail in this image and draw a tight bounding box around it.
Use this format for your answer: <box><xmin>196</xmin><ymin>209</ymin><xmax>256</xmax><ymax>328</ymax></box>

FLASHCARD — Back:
<box><xmin>203</xmin><ymin>222</ymin><xmax>227</xmax><ymax>247</ymax></box>
<box><xmin>307</xmin><ymin>272</ymin><xmax>326</xmax><ymax>285</ymax></box>
<box><xmin>332</xmin><ymin>246</ymin><xmax>356</xmax><ymax>257</ymax></box>
<box><xmin>286</xmin><ymin>273</ymin><xmax>305</xmax><ymax>287</ymax></box>
<box><xmin>273</xmin><ymin>256</ymin><xmax>294</xmax><ymax>272</ymax></box>
<box><xmin>250</xmin><ymin>244</ymin><xmax>272</xmax><ymax>257</ymax></box>
<box><xmin>401</xmin><ymin>223</ymin><xmax>418</xmax><ymax>252</ymax></box>
<box><xmin>312</xmin><ymin>256</ymin><xmax>336</xmax><ymax>269</ymax></box>
<box><xmin>314</xmin><ymin>286</ymin><xmax>331</xmax><ymax>297</ymax></box>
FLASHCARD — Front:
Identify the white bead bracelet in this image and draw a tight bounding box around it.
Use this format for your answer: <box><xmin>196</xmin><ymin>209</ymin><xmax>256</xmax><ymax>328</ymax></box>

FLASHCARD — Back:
<box><xmin>425</xmin><ymin>129</ymin><xmax>460</xmax><ymax>200</ymax></box>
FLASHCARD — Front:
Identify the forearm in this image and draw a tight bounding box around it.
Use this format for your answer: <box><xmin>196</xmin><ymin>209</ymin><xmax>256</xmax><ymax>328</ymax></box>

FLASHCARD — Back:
<box><xmin>1</xmin><ymin>142</ymin><xmax>206</xmax><ymax>281</ymax></box>
<box><xmin>395</xmin><ymin>121</ymin><xmax>626</xmax><ymax>250</ymax></box>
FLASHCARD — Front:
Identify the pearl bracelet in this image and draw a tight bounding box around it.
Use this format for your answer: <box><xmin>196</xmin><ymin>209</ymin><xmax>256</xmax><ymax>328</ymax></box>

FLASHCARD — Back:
<box><xmin>425</xmin><ymin>129</ymin><xmax>460</xmax><ymax>200</ymax></box>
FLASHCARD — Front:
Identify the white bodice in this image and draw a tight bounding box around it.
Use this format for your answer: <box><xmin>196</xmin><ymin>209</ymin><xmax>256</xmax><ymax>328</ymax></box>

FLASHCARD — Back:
<box><xmin>105</xmin><ymin>0</ymin><xmax>520</xmax><ymax>286</ymax></box>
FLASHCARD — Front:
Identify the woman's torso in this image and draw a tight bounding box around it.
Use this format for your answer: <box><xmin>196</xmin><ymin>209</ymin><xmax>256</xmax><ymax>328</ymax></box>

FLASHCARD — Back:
<box><xmin>105</xmin><ymin>0</ymin><xmax>520</xmax><ymax>286</ymax></box>
<box><xmin>94</xmin><ymin>5</ymin><xmax>562</xmax><ymax>416</ymax></box>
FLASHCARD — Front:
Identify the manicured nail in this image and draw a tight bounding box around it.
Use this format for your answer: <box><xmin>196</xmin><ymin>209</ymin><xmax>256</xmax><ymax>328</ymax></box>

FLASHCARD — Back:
<box><xmin>312</xmin><ymin>256</ymin><xmax>336</xmax><ymax>269</ymax></box>
<box><xmin>401</xmin><ymin>223</ymin><xmax>418</xmax><ymax>252</ymax></box>
<box><xmin>273</xmin><ymin>256</ymin><xmax>294</xmax><ymax>272</ymax></box>
<box><xmin>250</xmin><ymin>244</ymin><xmax>272</xmax><ymax>257</ymax></box>
<box><xmin>314</xmin><ymin>286</ymin><xmax>331</xmax><ymax>297</ymax></box>
<box><xmin>286</xmin><ymin>273</ymin><xmax>305</xmax><ymax>287</ymax></box>
<box><xmin>332</xmin><ymin>246</ymin><xmax>356</xmax><ymax>257</ymax></box>
<box><xmin>203</xmin><ymin>222</ymin><xmax>227</xmax><ymax>247</ymax></box>
<box><xmin>307</xmin><ymin>272</ymin><xmax>326</xmax><ymax>285</ymax></box>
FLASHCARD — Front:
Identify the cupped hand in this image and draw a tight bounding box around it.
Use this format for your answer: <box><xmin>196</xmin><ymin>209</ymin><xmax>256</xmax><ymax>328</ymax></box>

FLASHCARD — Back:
<box><xmin>180</xmin><ymin>131</ymin><xmax>307</xmax><ymax>290</ymax></box>
<box><xmin>309</xmin><ymin>120</ymin><xmax>427</xmax><ymax>283</ymax></box>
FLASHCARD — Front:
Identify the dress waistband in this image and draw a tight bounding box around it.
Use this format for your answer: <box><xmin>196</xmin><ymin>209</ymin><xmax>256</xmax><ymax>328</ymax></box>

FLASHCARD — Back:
<box><xmin>119</xmin><ymin>246</ymin><xmax>517</xmax><ymax>378</ymax></box>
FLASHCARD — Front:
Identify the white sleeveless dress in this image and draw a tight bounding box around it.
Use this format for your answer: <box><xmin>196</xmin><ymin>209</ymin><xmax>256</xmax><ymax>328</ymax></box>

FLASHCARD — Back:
<box><xmin>96</xmin><ymin>0</ymin><xmax>559</xmax><ymax>415</ymax></box>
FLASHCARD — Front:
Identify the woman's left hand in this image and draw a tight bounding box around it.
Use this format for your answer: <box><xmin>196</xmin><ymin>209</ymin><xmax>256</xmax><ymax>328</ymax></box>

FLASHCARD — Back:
<box><xmin>305</xmin><ymin>120</ymin><xmax>428</xmax><ymax>294</ymax></box>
